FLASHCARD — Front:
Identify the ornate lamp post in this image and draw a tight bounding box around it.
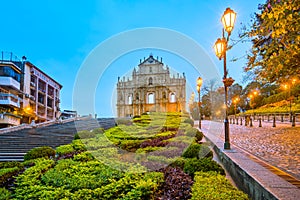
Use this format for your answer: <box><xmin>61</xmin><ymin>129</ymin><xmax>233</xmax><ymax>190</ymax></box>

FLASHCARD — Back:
<box><xmin>197</xmin><ymin>77</ymin><xmax>203</xmax><ymax>129</ymax></box>
<box><xmin>213</xmin><ymin>7</ymin><xmax>236</xmax><ymax>150</ymax></box>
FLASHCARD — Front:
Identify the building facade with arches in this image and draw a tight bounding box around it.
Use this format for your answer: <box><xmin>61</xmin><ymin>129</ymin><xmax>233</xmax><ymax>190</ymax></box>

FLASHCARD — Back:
<box><xmin>116</xmin><ymin>55</ymin><xmax>186</xmax><ymax>117</ymax></box>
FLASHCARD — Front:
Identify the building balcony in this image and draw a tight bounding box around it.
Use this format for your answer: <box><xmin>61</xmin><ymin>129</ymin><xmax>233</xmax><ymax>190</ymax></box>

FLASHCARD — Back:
<box><xmin>0</xmin><ymin>113</ymin><xmax>21</xmax><ymax>126</ymax></box>
<box><xmin>0</xmin><ymin>93</ymin><xmax>20</xmax><ymax>108</ymax></box>
<box><xmin>0</xmin><ymin>76</ymin><xmax>20</xmax><ymax>90</ymax></box>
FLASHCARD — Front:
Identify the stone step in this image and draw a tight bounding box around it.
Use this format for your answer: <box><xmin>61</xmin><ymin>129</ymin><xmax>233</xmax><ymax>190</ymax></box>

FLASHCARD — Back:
<box><xmin>0</xmin><ymin>118</ymin><xmax>116</xmax><ymax>162</ymax></box>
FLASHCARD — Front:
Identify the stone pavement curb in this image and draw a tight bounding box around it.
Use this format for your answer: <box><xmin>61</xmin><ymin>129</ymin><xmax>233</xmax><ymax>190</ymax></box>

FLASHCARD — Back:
<box><xmin>200</xmin><ymin>120</ymin><xmax>300</xmax><ymax>200</ymax></box>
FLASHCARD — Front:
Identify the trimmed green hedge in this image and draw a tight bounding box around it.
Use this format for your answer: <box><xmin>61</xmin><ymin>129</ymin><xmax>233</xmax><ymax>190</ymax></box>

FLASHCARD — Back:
<box><xmin>184</xmin><ymin>157</ymin><xmax>225</xmax><ymax>177</ymax></box>
<box><xmin>191</xmin><ymin>171</ymin><xmax>249</xmax><ymax>200</ymax></box>
<box><xmin>24</xmin><ymin>146</ymin><xmax>55</xmax><ymax>161</ymax></box>
<box><xmin>0</xmin><ymin>187</ymin><xmax>11</xmax><ymax>200</ymax></box>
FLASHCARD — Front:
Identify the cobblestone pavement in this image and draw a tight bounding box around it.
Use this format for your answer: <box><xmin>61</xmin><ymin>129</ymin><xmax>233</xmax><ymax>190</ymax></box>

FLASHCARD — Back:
<box><xmin>201</xmin><ymin>120</ymin><xmax>300</xmax><ymax>180</ymax></box>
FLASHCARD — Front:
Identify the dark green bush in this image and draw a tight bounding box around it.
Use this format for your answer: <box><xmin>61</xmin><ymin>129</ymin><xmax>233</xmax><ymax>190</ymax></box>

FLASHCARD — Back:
<box><xmin>185</xmin><ymin>128</ymin><xmax>203</xmax><ymax>142</ymax></box>
<box><xmin>183</xmin><ymin>118</ymin><xmax>194</xmax><ymax>127</ymax></box>
<box><xmin>191</xmin><ymin>171</ymin><xmax>249</xmax><ymax>200</ymax></box>
<box><xmin>182</xmin><ymin>143</ymin><xmax>202</xmax><ymax>159</ymax></box>
<box><xmin>24</xmin><ymin>146</ymin><xmax>55</xmax><ymax>161</ymax></box>
<box><xmin>0</xmin><ymin>166</ymin><xmax>21</xmax><ymax>187</ymax></box>
<box><xmin>183</xmin><ymin>157</ymin><xmax>225</xmax><ymax>177</ymax></box>
<box><xmin>0</xmin><ymin>187</ymin><xmax>11</xmax><ymax>200</ymax></box>
<box><xmin>169</xmin><ymin>157</ymin><xmax>186</xmax><ymax>169</ymax></box>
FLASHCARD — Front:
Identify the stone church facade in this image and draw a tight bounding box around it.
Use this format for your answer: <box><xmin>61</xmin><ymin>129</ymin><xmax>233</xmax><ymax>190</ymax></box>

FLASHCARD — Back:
<box><xmin>116</xmin><ymin>55</ymin><xmax>186</xmax><ymax>117</ymax></box>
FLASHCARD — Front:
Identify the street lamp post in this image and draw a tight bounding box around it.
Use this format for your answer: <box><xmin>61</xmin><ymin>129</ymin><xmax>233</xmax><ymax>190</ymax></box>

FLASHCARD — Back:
<box><xmin>233</xmin><ymin>97</ymin><xmax>240</xmax><ymax>119</ymax></box>
<box><xmin>197</xmin><ymin>77</ymin><xmax>203</xmax><ymax>129</ymax></box>
<box><xmin>214</xmin><ymin>7</ymin><xmax>236</xmax><ymax>150</ymax></box>
<box><xmin>283</xmin><ymin>78</ymin><xmax>297</xmax><ymax>122</ymax></box>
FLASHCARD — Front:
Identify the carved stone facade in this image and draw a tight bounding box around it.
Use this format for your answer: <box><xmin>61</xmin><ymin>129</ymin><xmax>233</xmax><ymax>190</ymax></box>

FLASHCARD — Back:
<box><xmin>117</xmin><ymin>55</ymin><xmax>186</xmax><ymax>117</ymax></box>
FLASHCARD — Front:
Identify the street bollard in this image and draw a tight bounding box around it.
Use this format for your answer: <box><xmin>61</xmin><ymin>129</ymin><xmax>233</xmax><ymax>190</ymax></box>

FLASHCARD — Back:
<box><xmin>233</xmin><ymin>118</ymin><xmax>235</xmax><ymax>124</ymax></box>
<box><xmin>250</xmin><ymin>117</ymin><xmax>253</xmax><ymax>127</ymax></box>
<box><xmin>273</xmin><ymin>115</ymin><xmax>276</xmax><ymax>127</ymax></box>
<box><xmin>292</xmin><ymin>115</ymin><xmax>296</xmax><ymax>127</ymax></box>
<box><xmin>240</xmin><ymin>118</ymin><xmax>242</xmax><ymax>125</ymax></box>
<box><xmin>262</xmin><ymin>115</ymin><xmax>264</xmax><ymax>121</ymax></box>
<box><xmin>236</xmin><ymin>118</ymin><xmax>239</xmax><ymax>124</ymax></box>
<box><xmin>259</xmin><ymin>118</ymin><xmax>262</xmax><ymax>127</ymax></box>
<box><xmin>268</xmin><ymin>115</ymin><xmax>270</xmax><ymax>122</ymax></box>
<box><xmin>245</xmin><ymin>116</ymin><xmax>248</xmax><ymax>126</ymax></box>
<box><xmin>281</xmin><ymin>115</ymin><xmax>283</xmax><ymax>122</ymax></box>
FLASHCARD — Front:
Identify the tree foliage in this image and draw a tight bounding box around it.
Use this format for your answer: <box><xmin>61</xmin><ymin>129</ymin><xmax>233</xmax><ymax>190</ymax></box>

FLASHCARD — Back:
<box><xmin>245</xmin><ymin>0</ymin><xmax>300</xmax><ymax>83</ymax></box>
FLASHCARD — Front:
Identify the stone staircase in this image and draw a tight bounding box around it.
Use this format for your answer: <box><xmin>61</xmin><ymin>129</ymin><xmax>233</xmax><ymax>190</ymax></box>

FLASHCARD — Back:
<box><xmin>0</xmin><ymin>118</ymin><xmax>116</xmax><ymax>162</ymax></box>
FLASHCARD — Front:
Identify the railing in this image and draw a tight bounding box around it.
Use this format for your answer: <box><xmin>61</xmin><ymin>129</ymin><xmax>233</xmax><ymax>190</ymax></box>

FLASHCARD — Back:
<box><xmin>0</xmin><ymin>116</ymin><xmax>91</xmax><ymax>134</ymax></box>
<box><xmin>0</xmin><ymin>93</ymin><xmax>21</xmax><ymax>107</ymax></box>
<box><xmin>228</xmin><ymin>113</ymin><xmax>300</xmax><ymax>126</ymax></box>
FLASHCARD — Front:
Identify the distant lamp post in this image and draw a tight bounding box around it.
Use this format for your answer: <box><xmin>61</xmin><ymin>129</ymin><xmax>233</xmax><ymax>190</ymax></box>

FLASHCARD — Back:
<box><xmin>248</xmin><ymin>90</ymin><xmax>259</xmax><ymax>114</ymax></box>
<box><xmin>282</xmin><ymin>78</ymin><xmax>297</xmax><ymax>122</ymax></box>
<box><xmin>213</xmin><ymin>7</ymin><xmax>236</xmax><ymax>150</ymax></box>
<box><xmin>197</xmin><ymin>77</ymin><xmax>203</xmax><ymax>129</ymax></box>
<box><xmin>233</xmin><ymin>97</ymin><xmax>240</xmax><ymax>118</ymax></box>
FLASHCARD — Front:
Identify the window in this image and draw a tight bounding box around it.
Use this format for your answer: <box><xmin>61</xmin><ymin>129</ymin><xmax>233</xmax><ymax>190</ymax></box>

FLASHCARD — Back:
<box><xmin>128</xmin><ymin>94</ymin><xmax>132</xmax><ymax>105</ymax></box>
<box><xmin>149</xmin><ymin>77</ymin><xmax>153</xmax><ymax>85</ymax></box>
<box><xmin>38</xmin><ymin>93</ymin><xmax>45</xmax><ymax>104</ymax></box>
<box><xmin>149</xmin><ymin>67</ymin><xmax>152</xmax><ymax>73</ymax></box>
<box><xmin>148</xmin><ymin>93</ymin><xmax>155</xmax><ymax>104</ymax></box>
<box><xmin>0</xmin><ymin>66</ymin><xmax>21</xmax><ymax>82</ymax></box>
<box><xmin>170</xmin><ymin>93</ymin><xmax>176</xmax><ymax>103</ymax></box>
<box><xmin>162</xmin><ymin>92</ymin><xmax>166</xmax><ymax>99</ymax></box>
<box><xmin>136</xmin><ymin>93</ymin><xmax>139</xmax><ymax>100</ymax></box>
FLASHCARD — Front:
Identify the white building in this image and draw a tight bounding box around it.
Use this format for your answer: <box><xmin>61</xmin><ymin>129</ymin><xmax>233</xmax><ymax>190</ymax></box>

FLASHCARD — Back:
<box><xmin>0</xmin><ymin>52</ymin><xmax>62</xmax><ymax>128</ymax></box>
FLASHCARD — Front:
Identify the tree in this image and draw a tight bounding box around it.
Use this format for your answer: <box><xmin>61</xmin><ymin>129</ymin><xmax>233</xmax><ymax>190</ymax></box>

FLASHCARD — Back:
<box><xmin>245</xmin><ymin>0</ymin><xmax>300</xmax><ymax>83</ymax></box>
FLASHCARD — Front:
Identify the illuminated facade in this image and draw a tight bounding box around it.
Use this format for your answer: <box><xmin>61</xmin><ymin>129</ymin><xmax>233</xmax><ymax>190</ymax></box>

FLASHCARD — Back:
<box><xmin>116</xmin><ymin>55</ymin><xmax>186</xmax><ymax>117</ymax></box>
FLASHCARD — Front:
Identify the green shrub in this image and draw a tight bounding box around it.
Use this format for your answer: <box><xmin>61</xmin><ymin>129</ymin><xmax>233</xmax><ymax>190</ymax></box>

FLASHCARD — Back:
<box><xmin>73</xmin><ymin>152</ymin><xmax>94</xmax><ymax>162</ymax></box>
<box><xmin>191</xmin><ymin>171</ymin><xmax>249</xmax><ymax>200</ymax></box>
<box><xmin>42</xmin><ymin>160</ymin><xmax>123</xmax><ymax>191</ymax></box>
<box><xmin>14</xmin><ymin>185</ymin><xmax>72</xmax><ymax>200</ymax></box>
<box><xmin>76</xmin><ymin>130</ymin><xmax>96</xmax><ymax>139</ymax></box>
<box><xmin>0</xmin><ymin>161</ymin><xmax>22</xmax><ymax>169</ymax></box>
<box><xmin>169</xmin><ymin>157</ymin><xmax>186</xmax><ymax>169</ymax></box>
<box><xmin>185</xmin><ymin>127</ymin><xmax>203</xmax><ymax>142</ymax></box>
<box><xmin>182</xmin><ymin>143</ymin><xmax>202</xmax><ymax>159</ymax></box>
<box><xmin>0</xmin><ymin>187</ymin><xmax>11</xmax><ymax>200</ymax></box>
<box><xmin>15</xmin><ymin>158</ymin><xmax>55</xmax><ymax>188</ymax></box>
<box><xmin>183</xmin><ymin>118</ymin><xmax>194</xmax><ymax>127</ymax></box>
<box><xmin>92</xmin><ymin>127</ymin><xmax>105</xmax><ymax>135</ymax></box>
<box><xmin>183</xmin><ymin>157</ymin><xmax>225</xmax><ymax>177</ymax></box>
<box><xmin>56</xmin><ymin>144</ymin><xmax>75</xmax><ymax>156</ymax></box>
<box><xmin>120</xmin><ymin>140</ymin><xmax>143</xmax><ymax>152</ymax></box>
<box><xmin>72</xmin><ymin>139</ymin><xmax>87</xmax><ymax>151</ymax></box>
<box><xmin>24</xmin><ymin>146</ymin><xmax>55</xmax><ymax>161</ymax></box>
<box><xmin>0</xmin><ymin>166</ymin><xmax>21</xmax><ymax>187</ymax></box>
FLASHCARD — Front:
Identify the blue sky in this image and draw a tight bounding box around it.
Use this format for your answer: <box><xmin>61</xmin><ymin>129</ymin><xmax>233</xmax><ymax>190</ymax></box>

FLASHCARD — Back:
<box><xmin>0</xmin><ymin>0</ymin><xmax>265</xmax><ymax>117</ymax></box>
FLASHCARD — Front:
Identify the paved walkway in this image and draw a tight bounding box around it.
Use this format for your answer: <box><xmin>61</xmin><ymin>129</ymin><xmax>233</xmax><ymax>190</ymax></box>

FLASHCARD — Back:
<box><xmin>201</xmin><ymin>120</ymin><xmax>300</xmax><ymax>180</ymax></box>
